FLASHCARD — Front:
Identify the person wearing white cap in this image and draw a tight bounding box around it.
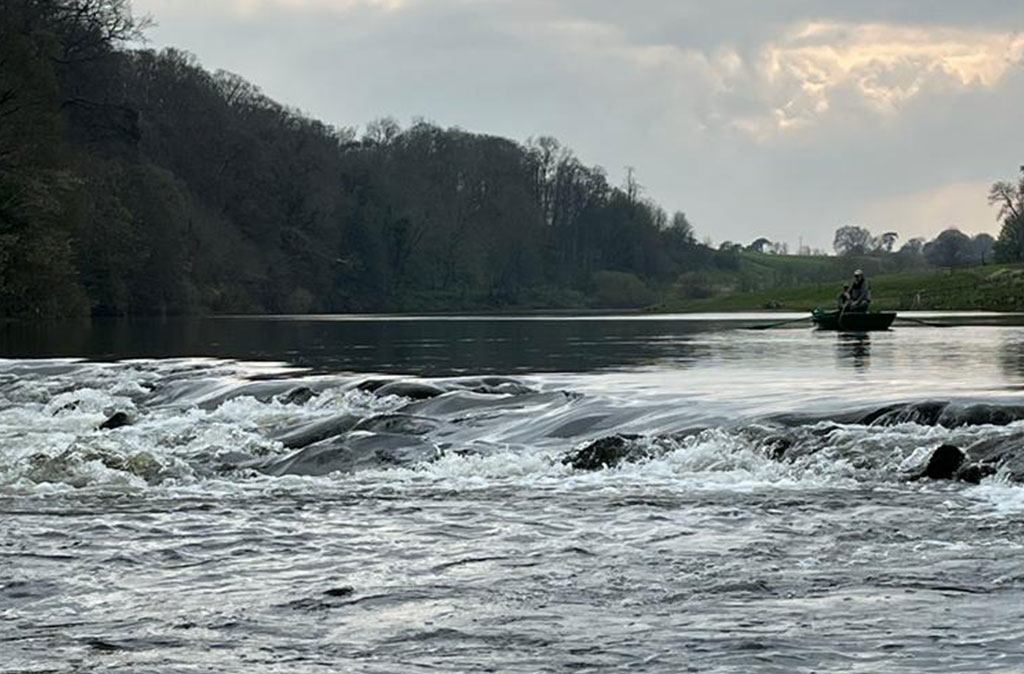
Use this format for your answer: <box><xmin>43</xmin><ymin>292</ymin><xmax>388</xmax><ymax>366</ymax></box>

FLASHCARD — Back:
<box><xmin>845</xmin><ymin>269</ymin><xmax>871</xmax><ymax>311</ymax></box>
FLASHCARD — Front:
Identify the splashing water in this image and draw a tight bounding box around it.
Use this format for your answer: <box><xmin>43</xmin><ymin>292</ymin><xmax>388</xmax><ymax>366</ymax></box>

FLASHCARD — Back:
<box><xmin>4</xmin><ymin>315</ymin><xmax>1024</xmax><ymax>673</ymax></box>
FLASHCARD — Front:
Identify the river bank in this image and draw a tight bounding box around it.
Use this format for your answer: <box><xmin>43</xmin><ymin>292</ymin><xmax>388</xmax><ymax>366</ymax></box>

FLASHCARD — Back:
<box><xmin>660</xmin><ymin>263</ymin><xmax>1024</xmax><ymax>313</ymax></box>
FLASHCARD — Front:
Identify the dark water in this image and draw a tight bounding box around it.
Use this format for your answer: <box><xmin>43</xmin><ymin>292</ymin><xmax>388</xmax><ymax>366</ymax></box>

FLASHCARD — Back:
<box><xmin>4</xmin><ymin>313</ymin><xmax>1024</xmax><ymax>673</ymax></box>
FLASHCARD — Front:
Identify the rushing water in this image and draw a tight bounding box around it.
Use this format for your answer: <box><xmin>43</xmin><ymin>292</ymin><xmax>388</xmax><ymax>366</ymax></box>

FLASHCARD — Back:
<box><xmin>5</xmin><ymin>313</ymin><xmax>1024</xmax><ymax>673</ymax></box>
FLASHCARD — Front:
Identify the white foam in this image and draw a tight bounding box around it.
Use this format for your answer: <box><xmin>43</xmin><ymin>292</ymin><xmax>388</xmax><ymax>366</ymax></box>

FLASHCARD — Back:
<box><xmin>3</xmin><ymin>359</ymin><xmax>1024</xmax><ymax>499</ymax></box>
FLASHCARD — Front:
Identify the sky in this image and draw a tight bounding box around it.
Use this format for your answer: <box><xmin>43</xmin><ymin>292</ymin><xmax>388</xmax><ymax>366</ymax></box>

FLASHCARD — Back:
<box><xmin>131</xmin><ymin>0</ymin><xmax>1024</xmax><ymax>250</ymax></box>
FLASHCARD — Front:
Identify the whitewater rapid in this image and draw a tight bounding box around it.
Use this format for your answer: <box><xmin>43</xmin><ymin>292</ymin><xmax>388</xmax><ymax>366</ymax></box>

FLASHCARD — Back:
<box><xmin>3</xmin><ymin>357</ymin><xmax>1024</xmax><ymax>504</ymax></box>
<box><xmin>6</xmin><ymin>318</ymin><xmax>1024</xmax><ymax>673</ymax></box>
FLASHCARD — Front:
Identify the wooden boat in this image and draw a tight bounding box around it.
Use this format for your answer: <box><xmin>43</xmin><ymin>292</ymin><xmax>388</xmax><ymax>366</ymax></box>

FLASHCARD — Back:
<box><xmin>812</xmin><ymin>308</ymin><xmax>896</xmax><ymax>331</ymax></box>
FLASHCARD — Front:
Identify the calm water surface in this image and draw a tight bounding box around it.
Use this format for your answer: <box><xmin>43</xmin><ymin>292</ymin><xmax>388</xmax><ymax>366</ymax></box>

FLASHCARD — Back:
<box><xmin>4</xmin><ymin>313</ymin><xmax>1024</xmax><ymax>673</ymax></box>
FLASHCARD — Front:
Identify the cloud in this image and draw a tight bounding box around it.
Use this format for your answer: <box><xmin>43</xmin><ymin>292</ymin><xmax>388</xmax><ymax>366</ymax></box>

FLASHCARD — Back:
<box><xmin>748</xmin><ymin>22</ymin><xmax>1024</xmax><ymax>135</ymax></box>
<box><xmin>510</xmin><ymin>12</ymin><xmax>1024</xmax><ymax>144</ymax></box>
<box><xmin>598</xmin><ymin>20</ymin><xmax>1024</xmax><ymax>142</ymax></box>
<box><xmin>140</xmin><ymin>0</ymin><xmax>406</xmax><ymax>21</ymax></box>
<box><xmin>856</xmin><ymin>181</ymin><xmax>1002</xmax><ymax>241</ymax></box>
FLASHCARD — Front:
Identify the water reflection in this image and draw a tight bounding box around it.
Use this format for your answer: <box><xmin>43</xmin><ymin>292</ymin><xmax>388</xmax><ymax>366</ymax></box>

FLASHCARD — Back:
<box><xmin>998</xmin><ymin>330</ymin><xmax>1024</xmax><ymax>384</ymax></box>
<box><xmin>836</xmin><ymin>332</ymin><xmax>871</xmax><ymax>371</ymax></box>
<box><xmin>0</xmin><ymin>316</ymin><xmax>718</xmax><ymax>375</ymax></box>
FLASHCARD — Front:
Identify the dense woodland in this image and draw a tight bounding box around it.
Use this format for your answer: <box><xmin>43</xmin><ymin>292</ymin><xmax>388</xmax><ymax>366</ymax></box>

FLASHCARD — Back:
<box><xmin>2</xmin><ymin>1</ymin><xmax>1022</xmax><ymax>318</ymax></box>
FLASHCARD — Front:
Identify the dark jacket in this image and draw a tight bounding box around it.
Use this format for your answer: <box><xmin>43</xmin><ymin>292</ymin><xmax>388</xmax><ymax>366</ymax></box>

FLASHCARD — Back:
<box><xmin>848</xmin><ymin>278</ymin><xmax>871</xmax><ymax>307</ymax></box>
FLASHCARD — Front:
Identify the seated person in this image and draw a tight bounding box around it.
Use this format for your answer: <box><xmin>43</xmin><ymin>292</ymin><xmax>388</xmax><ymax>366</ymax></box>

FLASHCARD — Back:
<box><xmin>844</xmin><ymin>269</ymin><xmax>871</xmax><ymax>312</ymax></box>
<box><xmin>837</xmin><ymin>284</ymin><xmax>850</xmax><ymax>310</ymax></box>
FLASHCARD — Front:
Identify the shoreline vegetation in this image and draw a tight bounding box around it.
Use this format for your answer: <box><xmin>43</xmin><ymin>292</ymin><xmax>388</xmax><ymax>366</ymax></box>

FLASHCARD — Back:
<box><xmin>3</xmin><ymin>2</ymin><xmax>1024</xmax><ymax>320</ymax></box>
<box><xmin>659</xmin><ymin>262</ymin><xmax>1024</xmax><ymax>314</ymax></box>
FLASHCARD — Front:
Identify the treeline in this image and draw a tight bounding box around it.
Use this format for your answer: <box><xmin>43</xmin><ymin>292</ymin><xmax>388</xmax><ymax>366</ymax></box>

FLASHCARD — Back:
<box><xmin>829</xmin><ymin>225</ymin><xmax>995</xmax><ymax>267</ymax></box>
<box><xmin>4</xmin><ymin>1</ymin><xmax>1021</xmax><ymax>319</ymax></box>
<box><xmin>0</xmin><ymin>0</ymin><xmax>721</xmax><ymax>318</ymax></box>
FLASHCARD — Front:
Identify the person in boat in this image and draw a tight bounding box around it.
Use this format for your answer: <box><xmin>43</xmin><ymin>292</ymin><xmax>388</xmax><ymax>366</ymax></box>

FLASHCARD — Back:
<box><xmin>844</xmin><ymin>269</ymin><xmax>871</xmax><ymax>312</ymax></box>
<box><xmin>837</xmin><ymin>284</ymin><xmax>850</xmax><ymax>310</ymax></box>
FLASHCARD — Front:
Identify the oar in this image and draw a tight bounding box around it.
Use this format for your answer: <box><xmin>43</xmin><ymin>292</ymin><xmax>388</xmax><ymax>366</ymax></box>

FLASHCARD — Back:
<box><xmin>743</xmin><ymin>316</ymin><xmax>812</xmax><ymax>330</ymax></box>
<box><xmin>895</xmin><ymin>316</ymin><xmax>953</xmax><ymax>328</ymax></box>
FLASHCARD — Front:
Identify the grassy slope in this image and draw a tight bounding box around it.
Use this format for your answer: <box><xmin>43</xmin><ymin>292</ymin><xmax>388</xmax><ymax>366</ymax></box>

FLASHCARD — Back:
<box><xmin>661</xmin><ymin>263</ymin><xmax>1024</xmax><ymax>312</ymax></box>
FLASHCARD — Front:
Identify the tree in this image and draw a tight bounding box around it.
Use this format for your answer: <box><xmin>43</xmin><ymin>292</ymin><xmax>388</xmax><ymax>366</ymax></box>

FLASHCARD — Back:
<box><xmin>991</xmin><ymin>168</ymin><xmax>1024</xmax><ymax>262</ymax></box>
<box><xmin>748</xmin><ymin>237</ymin><xmax>772</xmax><ymax>253</ymax></box>
<box><xmin>833</xmin><ymin>225</ymin><xmax>874</xmax><ymax>256</ymax></box>
<box><xmin>363</xmin><ymin>117</ymin><xmax>401</xmax><ymax>147</ymax></box>
<box><xmin>1</xmin><ymin>0</ymin><xmax>736</xmax><ymax>317</ymax></box>
<box><xmin>972</xmin><ymin>233</ymin><xmax>995</xmax><ymax>265</ymax></box>
<box><xmin>924</xmin><ymin>228</ymin><xmax>973</xmax><ymax>268</ymax></box>
<box><xmin>667</xmin><ymin>211</ymin><xmax>694</xmax><ymax>245</ymax></box>
<box><xmin>879</xmin><ymin>231</ymin><xmax>899</xmax><ymax>253</ymax></box>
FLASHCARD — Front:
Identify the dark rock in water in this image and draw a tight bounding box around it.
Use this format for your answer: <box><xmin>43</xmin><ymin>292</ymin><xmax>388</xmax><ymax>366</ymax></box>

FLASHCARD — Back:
<box><xmin>945</xmin><ymin>403</ymin><xmax>1024</xmax><ymax>428</ymax></box>
<box><xmin>436</xmin><ymin>376</ymin><xmax>534</xmax><ymax>395</ymax></box>
<box><xmin>99</xmin><ymin>412</ymin><xmax>131</xmax><ymax>430</ymax></box>
<box><xmin>908</xmin><ymin>438</ymin><xmax>1024</xmax><ymax>483</ymax></box>
<box><xmin>759</xmin><ymin>434</ymin><xmax>792</xmax><ymax>461</ymax></box>
<box><xmin>563</xmin><ymin>434</ymin><xmax>649</xmax><ymax>471</ymax></box>
<box><xmin>962</xmin><ymin>432</ymin><xmax>1024</xmax><ymax>482</ymax></box>
<box><xmin>860</xmin><ymin>401</ymin><xmax>1024</xmax><ymax>429</ymax></box>
<box><xmin>955</xmin><ymin>464</ymin><xmax>998</xmax><ymax>485</ymax></box>
<box><xmin>856</xmin><ymin>403</ymin><xmax>907</xmax><ymax>426</ymax></box>
<box><xmin>323</xmin><ymin>586</ymin><xmax>355</xmax><ymax>597</ymax></box>
<box><xmin>271</xmin><ymin>414</ymin><xmax>361</xmax><ymax>449</ymax></box>
<box><xmin>862</xmin><ymin>401</ymin><xmax>947</xmax><ymax>427</ymax></box>
<box><xmin>355</xmin><ymin>378</ymin><xmax>389</xmax><ymax>393</ymax></box>
<box><xmin>85</xmin><ymin>638</ymin><xmax>124</xmax><ymax>652</ymax></box>
<box><xmin>260</xmin><ymin>432</ymin><xmax>442</xmax><ymax>476</ymax></box>
<box><xmin>398</xmin><ymin>390</ymin><xmax>561</xmax><ymax>418</ymax></box>
<box><xmin>278</xmin><ymin>386</ymin><xmax>316</xmax><ymax>406</ymax></box>
<box><xmin>917</xmin><ymin>444</ymin><xmax>965</xmax><ymax>480</ymax></box>
<box><xmin>375</xmin><ymin>381</ymin><xmax>446</xmax><ymax>400</ymax></box>
<box><xmin>52</xmin><ymin>400</ymin><xmax>82</xmax><ymax>416</ymax></box>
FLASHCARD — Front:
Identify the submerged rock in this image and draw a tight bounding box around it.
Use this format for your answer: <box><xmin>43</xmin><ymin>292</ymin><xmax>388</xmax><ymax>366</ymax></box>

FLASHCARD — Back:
<box><xmin>962</xmin><ymin>433</ymin><xmax>1024</xmax><ymax>482</ymax></box>
<box><xmin>51</xmin><ymin>399</ymin><xmax>82</xmax><ymax>416</ymax></box>
<box><xmin>757</xmin><ymin>434</ymin><xmax>793</xmax><ymax>461</ymax></box>
<box><xmin>374</xmin><ymin>381</ymin><xmax>446</xmax><ymax>400</ymax></box>
<box><xmin>438</xmin><ymin>376</ymin><xmax>534</xmax><ymax>395</ymax></box>
<box><xmin>271</xmin><ymin>414</ymin><xmax>361</xmax><ymax>449</ymax></box>
<box><xmin>278</xmin><ymin>386</ymin><xmax>317</xmax><ymax>406</ymax></box>
<box><xmin>563</xmin><ymin>434</ymin><xmax>650</xmax><ymax>471</ymax></box>
<box><xmin>259</xmin><ymin>432</ymin><xmax>442</xmax><ymax>477</ymax></box>
<box><xmin>98</xmin><ymin>412</ymin><xmax>131</xmax><ymax>430</ymax></box>
<box><xmin>352</xmin><ymin>413</ymin><xmax>443</xmax><ymax>436</ymax></box>
<box><xmin>354</xmin><ymin>378</ymin><xmax>389</xmax><ymax>393</ymax></box>
<box><xmin>860</xmin><ymin>401</ymin><xmax>947</xmax><ymax>427</ymax></box>
<box><xmin>861</xmin><ymin>401</ymin><xmax>1024</xmax><ymax>429</ymax></box>
<box><xmin>909</xmin><ymin>439</ymin><xmax>1024</xmax><ymax>483</ymax></box>
<box><xmin>954</xmin><ymin>463</ymin><xmax>998</xmax><ymax>485</ymax></box>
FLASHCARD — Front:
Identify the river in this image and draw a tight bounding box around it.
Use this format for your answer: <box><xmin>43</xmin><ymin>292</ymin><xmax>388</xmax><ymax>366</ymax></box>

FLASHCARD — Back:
<box><xmin>4</xmin><ymin>313</ymin><xmax>1024</xmax><ymax>673</ymax></box>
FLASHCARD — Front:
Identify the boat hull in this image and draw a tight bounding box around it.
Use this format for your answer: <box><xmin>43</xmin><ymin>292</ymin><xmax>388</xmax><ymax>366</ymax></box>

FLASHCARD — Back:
<box><xmin>812</xmin><ymin>309</ymin><xmax>896</xmax><ymax>331</ymax></box>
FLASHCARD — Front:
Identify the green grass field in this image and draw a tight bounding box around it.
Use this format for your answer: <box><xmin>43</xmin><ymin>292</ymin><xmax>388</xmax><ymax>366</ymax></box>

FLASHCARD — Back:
<box><xmin>660</xmin><ymin>263</ymin><xmax>1024</xmax><ymax>313</ymax></box>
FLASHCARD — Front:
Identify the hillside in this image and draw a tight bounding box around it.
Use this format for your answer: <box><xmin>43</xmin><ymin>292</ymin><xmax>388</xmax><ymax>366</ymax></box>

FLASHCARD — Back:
<box><xmin>667</xmin><ymin>250</ymin><xmax>926</xmax><ymax>302</ymax></box>
<box><xmin>0</xmin><ymin>0</ymin><xmax>711</xmax><ymax>318</ymax></box>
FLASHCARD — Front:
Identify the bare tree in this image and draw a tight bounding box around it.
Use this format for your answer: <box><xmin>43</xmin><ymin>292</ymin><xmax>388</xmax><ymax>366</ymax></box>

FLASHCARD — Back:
<box><xmin>990</xmin><ymin>168</ymin><xmax>1024</xmax><ymax>262</ymax></box>
<box><xmin>989</xmin><ymin>167</ymin><xmax>1024</xmax><ymax>222</ymax></box>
